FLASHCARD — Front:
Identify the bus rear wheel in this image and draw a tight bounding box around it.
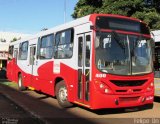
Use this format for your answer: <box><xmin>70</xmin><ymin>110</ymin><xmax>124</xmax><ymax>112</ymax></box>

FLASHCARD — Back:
<box><xmin>56</xmin><ymin>80</ymin><xmax>73</xmax><ymax>108</ymax></box>
<box><xmin>18</xmin><ymin>74</ymin><xmax>26</xmax><ymax>91</ymax></box>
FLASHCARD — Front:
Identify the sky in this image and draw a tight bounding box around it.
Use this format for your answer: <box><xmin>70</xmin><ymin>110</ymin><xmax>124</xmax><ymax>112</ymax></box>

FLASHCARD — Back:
<box><xmin>0</xmin><ymin>0</ymin><xmax>78</xmax><ymax>34</ymax></box>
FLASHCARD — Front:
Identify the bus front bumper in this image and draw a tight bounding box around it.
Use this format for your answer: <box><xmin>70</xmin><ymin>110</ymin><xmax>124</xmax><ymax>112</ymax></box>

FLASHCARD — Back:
<box><xmin>90</xmin><ymin>91</ymin><xmax>154</xmax><ymax>109</ymax></box>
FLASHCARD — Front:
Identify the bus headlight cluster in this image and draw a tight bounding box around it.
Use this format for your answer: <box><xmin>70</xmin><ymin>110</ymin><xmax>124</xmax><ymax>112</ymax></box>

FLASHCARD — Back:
<box><xmin>146</xmin><ymin>82</ymin><xmax>154</xmax><ymax>92</ymax></box>
<box><xmin>100</xmin><ymin>84</ymin><xmax>104</xmax><ymax>89</ymax></box>
<box><xmin>104</xmin><ymin>88</ymin><xmax>109</xmax><ymax>93</ymax></box>
<box><xmin>96</xmin><ymin>81</ymin><xmax>112</xmax><ymax>94</ymax></box>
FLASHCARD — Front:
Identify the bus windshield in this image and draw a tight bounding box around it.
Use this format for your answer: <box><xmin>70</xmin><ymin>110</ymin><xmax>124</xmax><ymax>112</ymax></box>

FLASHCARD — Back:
<box><xmin>95</xmin><ymin>32</ymin><xmax>152</xmax><ymax>75</ymax></box>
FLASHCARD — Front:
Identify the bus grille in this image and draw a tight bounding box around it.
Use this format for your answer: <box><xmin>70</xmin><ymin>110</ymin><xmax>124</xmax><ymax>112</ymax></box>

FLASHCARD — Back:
<box><xmin>110</xmin><ymin>80</ymin><xmax>147</xmax><ymax>87</ymax></box>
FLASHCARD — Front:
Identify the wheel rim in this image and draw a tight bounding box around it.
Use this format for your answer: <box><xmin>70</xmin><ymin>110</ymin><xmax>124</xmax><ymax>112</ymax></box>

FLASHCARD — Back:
<box><xmin>59</xmin><ymin>86</ymin><xmax>67</xmax><ymax>103</ymax></box>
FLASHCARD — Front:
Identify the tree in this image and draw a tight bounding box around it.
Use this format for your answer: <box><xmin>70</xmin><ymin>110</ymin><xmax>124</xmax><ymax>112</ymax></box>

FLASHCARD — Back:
<box><xmin>11</xmin><ymin>37</ymin><xmax>17</xmax><ymax>42</ymax></box>
<box><xmin>0</xmin><ymin>38</ymin><xmax>6</xmax><ymax>42</ymax></box>
<box><xmin>41</xmin><ymin>28</ymin><xmax>48</xmax><ymax>31</ymax></box>
<box><xmin>72</xmin><ymin>0</ymin><xmax>160</xmax><ymax>30</ymax></box>
<box><xmin>11</xmin><ymin>37</ymin><xmax>21</xmax><ymax>42</ymax></box>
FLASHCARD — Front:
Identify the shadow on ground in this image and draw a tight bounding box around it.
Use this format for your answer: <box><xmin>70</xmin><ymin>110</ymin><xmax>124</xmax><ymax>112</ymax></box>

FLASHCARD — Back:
<box><xmin>79</xmin><ymin>103</ymin><xmax>153</xmax><ymax>116</ymax></box>
<box><xmin>0</xmin><ymin>93</ymin><xmax>42</xmax><ymax>124</ymax></box>
<box><xmin>0</xmin><ymin>81</ymin><xmax>96</xmax><ymax>124</ymax></box>
<box><xmin>0</xmin><ymin>79</ymin><xmax>9</xmax><ymax>82</ymax></box>
<box><xmin>154</xmin><ymin>96</ymin><xmax>160</xmax><ymax>103</ymax></box>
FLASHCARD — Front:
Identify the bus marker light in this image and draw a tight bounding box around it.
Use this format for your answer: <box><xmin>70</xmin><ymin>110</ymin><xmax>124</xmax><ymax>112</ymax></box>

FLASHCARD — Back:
<box><xmin>147</xmin><ymin>87</ymin><xmax>151</xmax><ymax>91</ymax></box>
<box><xmin>28</xmin><ymin>87</ymin><xmax>35</xmax><ymax>91</ymax></box>
<box><xmin>150</xmin><ymin>82</ymin><xmax>154</xmax><ymax>87</ymax></box>
<box><xmin>100</xmin><ymin>84</ymin><xmax>104</xmax><ymax>89</ymax></box>
<box><xmin>146</xmin><ymin>82</ymin><xmax>154</xmax><ymax>92</ymax></box>
<box><xmin>146</xmin><ymin>96</ymin><xmax>154</xmax><ymax>101</ymax></box>
<box><xmin>70</xmin><ymin>85</ymin><xmax>73</xmax><ymax>87</ymax></box>
<box><xmin>105</xmin><ymin>88</ymin><xmax>109</xmax><ymax>93</ymax></box>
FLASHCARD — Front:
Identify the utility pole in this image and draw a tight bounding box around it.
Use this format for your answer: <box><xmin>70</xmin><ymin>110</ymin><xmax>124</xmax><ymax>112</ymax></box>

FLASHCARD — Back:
<box><xmin>64</xmin><ymin>0</ymin><xmax>66</xmax><ymax>23</ymax></box>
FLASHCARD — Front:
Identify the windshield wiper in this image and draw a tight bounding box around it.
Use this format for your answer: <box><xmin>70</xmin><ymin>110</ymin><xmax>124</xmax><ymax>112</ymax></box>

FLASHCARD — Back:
<box><xmin>111</xmin><ymin>31</ymin><xmax>125</xmax><ymax>50</ymax></box>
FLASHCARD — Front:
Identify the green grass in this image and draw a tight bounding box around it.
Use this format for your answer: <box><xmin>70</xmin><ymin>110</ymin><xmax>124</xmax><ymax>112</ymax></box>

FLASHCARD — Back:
<box><xmin>1</xmin><ymin>81</ymin><xmax>18</xmax><ymax>88</ymax></box>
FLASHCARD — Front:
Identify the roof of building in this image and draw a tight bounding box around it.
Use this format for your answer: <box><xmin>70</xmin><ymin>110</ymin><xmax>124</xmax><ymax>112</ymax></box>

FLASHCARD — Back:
<box><xmin>0</xmin><ymin>31</ymin><xmax>30</xmax><ymax>51</ymax></box>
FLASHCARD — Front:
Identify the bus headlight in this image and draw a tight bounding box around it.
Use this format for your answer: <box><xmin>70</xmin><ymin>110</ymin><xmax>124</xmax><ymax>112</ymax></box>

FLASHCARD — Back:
<box><xmin>146</xmin><ymin>82</ymin><xmax>154</xmax><ymax>92</ymax></box>
<box><xmin>104</xmin><ymin>88</ymin><xmax>109</xmax><ymax>93</ymax></box>
<box><xmin>95</xmin><ymin>81</ymin><xmax>112</xmax><ymax>94</ymax></box>
<box><xmin>100</xmin><ymin>83</ymin><xmax>104</xmax><ymax>89</ymax></box>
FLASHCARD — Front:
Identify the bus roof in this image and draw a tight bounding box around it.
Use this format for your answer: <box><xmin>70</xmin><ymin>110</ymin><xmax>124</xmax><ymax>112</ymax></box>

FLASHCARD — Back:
<box><xmin>10</xmin><ymin>13</ymin><xmax>145</xmax><ymax>46</ymax></box>
<box><xmin>10</xmin><ymin>15</ymin><xmax>91</xmax><ymax>46</ymax></box>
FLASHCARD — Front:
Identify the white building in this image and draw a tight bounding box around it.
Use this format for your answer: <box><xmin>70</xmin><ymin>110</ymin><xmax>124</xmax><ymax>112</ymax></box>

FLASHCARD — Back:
<box><xmin>151</xmin><ymin>30</ymin><xmax>160</xmax><ymax>42</ymax></box>
<box><xmin>151</xmin><ymin>30</ymin><xmax>160</xmax><ymax>78</ymax></box>
<box><xmin>0</xmin><ymin>31</ymin><xmax>30</xmax><ymax>68</ymax></box>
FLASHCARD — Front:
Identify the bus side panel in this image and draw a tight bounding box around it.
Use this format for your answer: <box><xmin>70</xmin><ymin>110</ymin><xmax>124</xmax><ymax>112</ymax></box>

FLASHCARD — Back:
<box><xmin>12</xmin><ymin>58</ymin><xmax>78</xmax><ymax>99</ymax></box>
<box><xmin>36</xmin><ymin>61</ymin><xmax>54</xmax><ymax>95</ymax></box>
<box><xmin>6</xmin><ymin>60</ymin><xmax>13</xmax><ymax>81</ymax></box>
<box><xmin>16</xmin><ymin>60</ymin><xmax>55</xmax><ymax>96</ymax></box>
<box><xmin>59</xmin><ymin>62</ymin><xmax>77</xmax><ymax>102</ymax></box>
<box><xmin>24</xmin><ymin>60</ymin><xmax>77</xmax><ymax>98</ymax></box>
<box><xmin>7</xmin><ymin>58</ymin><xmax>19</xmax><ymax>82</ymax></box>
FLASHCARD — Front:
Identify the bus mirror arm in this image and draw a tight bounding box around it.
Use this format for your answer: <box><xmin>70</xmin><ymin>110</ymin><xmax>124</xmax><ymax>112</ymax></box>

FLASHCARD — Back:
<box><xmin>90</xmin><ymin>25</ymin><xmax>95</xmax><ymax>30</ymax></box>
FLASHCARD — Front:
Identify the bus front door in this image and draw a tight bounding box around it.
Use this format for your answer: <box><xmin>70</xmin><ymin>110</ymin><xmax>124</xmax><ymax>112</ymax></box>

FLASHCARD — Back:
<box><xmin>77</xmin><ymin>33</ymin><xmax>91</xmax><ymax>106</ymax></box>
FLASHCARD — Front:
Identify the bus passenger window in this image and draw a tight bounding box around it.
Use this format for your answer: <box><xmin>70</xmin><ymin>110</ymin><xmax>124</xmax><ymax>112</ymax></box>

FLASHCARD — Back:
<box><xmin>14</xmin><ymin>49</ymin><xmax>18</xmax><ymax>64</ymax></box>
<box><xmin>39</xmin><ymin>34</ymin><xmax>54</xmax><ymax>59</ymax></box>
<box><xmin>78</xmin><ymin>37</ymin><xmax>83</xmax><ymax>67</ymax></box>
<box><xmin>55</xmin><ymin>29</ymin><xmax>74</xmax><ymax>59</ymax></box>
<box><xmin>19</xmin><ymin>41</ymin><xmax>28</xmax><ymax>60</ymax></box>
<box><xmin>86</xmin><ymin>35</ymin><xmax>91</xmax><ymax>67</ymax></box>
<box><xmin>8</xmin><ymin>46</ymin><xmax>14</xmax><ymax>60</ymax></box>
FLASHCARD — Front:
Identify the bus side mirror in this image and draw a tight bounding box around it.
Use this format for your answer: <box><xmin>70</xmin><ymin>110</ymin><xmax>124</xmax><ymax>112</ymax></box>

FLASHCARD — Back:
<box><xmin>90</xmin><ymin>25</ymin><xmax>96</xmax><ymax>30</ymax></box>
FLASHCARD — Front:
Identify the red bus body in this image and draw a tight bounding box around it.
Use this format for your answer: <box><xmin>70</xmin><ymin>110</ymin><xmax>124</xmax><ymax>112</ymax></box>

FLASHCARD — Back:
<box><xmin>7</xmin><ymin>14</ymin><xmax>154</xmax><ymax>109</ymax></box>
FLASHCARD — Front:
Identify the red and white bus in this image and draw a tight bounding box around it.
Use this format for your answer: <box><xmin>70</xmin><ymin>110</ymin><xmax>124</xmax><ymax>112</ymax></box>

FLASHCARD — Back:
<box><xmin>7</xmin><ymin>14</ymin><xmax>154</xmax><ymax>109</ymax></box>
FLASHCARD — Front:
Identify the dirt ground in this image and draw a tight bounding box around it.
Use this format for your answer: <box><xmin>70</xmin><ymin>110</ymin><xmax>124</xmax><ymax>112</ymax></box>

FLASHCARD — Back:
<box><xmin>0</xmin><ymin>92</ymin><xmax>42</xmax><ymax>124</ymax></box>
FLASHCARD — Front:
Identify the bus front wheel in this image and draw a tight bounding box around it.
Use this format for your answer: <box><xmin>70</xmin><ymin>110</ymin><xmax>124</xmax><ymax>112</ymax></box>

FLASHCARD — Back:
<box><xmin>18</xmin><ymin>74</ymin><xmax>26</xmax><ymax>91</ymax></box>
<box><xmin>56</xmin><ymin>80</ymin><xmax>73</xmax><ymax>108</ymax></box>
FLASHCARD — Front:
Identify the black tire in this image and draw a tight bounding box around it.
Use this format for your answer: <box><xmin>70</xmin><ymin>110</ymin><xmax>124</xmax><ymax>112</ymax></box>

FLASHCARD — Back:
<box><xmin>56</xmin><ymin>80</ymin><xmax>73</xmax><ymax>108</ymax></box>
<box><xmin>145</xmin><ymin>103</ymin><xmax>154</xmax><ymax>109</ymax></box>
<box><xmin>18</xmin><ymin>74</ymin><xmax>26</xmax><ymax>91</ymax></box>
<box><xmin>139</xmin><ymin>103</ymin><xmax>154</xmax><ymax>111</ymax></box>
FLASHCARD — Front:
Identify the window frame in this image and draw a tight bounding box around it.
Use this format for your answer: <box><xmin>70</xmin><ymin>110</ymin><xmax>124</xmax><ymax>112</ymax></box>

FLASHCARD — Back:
<box><xmin>38</xmin><ymin>33</ymin><xmax>54</xmax><ymax>60</ymax></box>
<box><xmin>18</xmin><ymin>41</ymin><xmax>29</xmax><ymax>60</ymax></box>
<box><xmin>8</xmin><ymin>45</ymin><xmax>14</xmax><ymax>60</ymax></box>
<box><xmin>54</xmin><ymin>28</ymin><xmax>74</xmax><ymax>59</ymax></box>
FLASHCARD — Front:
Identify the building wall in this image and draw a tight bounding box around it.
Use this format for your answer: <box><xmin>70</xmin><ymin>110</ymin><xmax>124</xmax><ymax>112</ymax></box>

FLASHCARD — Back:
<box><xmin>151</xmin><ymin>30</ymin><xmax>160</xmax><ymax>42</ymax></box>
<box><xmin>0</xmin><ymin>31</ymin><xmax>30</xmax><ymax>68</ymax></box>
<box><xmin>151</xmin><ymin>30</ymin><xmax>160</xmax><ymax>78</ymax></box>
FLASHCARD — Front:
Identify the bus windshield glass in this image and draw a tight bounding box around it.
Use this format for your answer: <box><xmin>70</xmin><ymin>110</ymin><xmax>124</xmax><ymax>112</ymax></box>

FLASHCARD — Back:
<box><xmin>96</xmin><ymin>16</ymin><xmax>150</xmax><ymax>34</ymax></box>
<box><xmin>95</xmin><ymin>32</ymin><xmax>152</xmax><ymax>75</ymax></box>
